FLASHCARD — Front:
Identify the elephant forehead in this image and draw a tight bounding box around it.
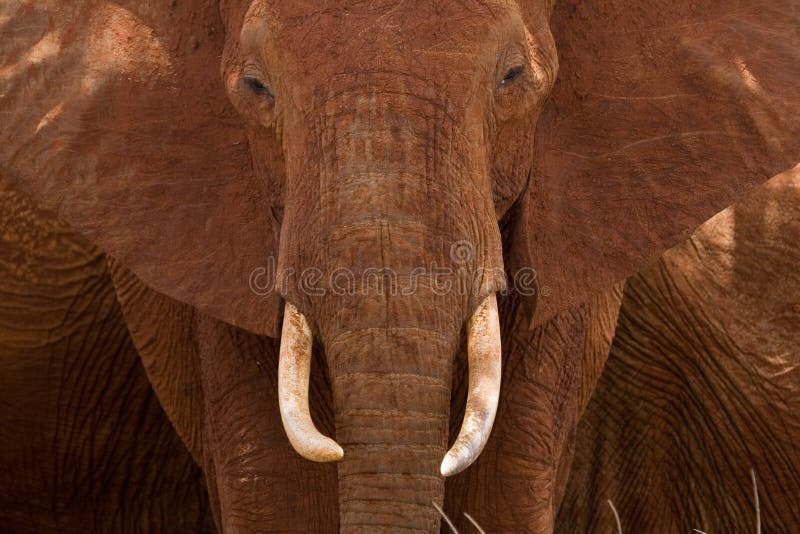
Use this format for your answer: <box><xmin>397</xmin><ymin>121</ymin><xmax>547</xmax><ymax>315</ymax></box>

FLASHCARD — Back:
<box><xmin>259</xmin><ymin>0</ymin><xmax>525</xmax><ymax>94</ymax></box>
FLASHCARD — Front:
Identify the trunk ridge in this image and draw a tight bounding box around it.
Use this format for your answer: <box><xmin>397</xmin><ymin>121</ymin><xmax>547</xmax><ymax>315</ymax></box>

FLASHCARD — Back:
<box><xmin>327</xmin><ymin>327</ymin><xmax>456</xmax><ymax>533</ymax></box>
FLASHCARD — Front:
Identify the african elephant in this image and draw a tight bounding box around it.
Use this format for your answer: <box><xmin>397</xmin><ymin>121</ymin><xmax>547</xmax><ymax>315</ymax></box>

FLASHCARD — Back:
<box><xmin>558</xmin><ymin>167</ymin><xmax>800</xmax><ymax>532</ymax></box>
<box><xmin>2</xmin><ymin>0</ymin><xmax>799</xmax><ymax>532</ymax></box>
<box><xmin>0</xmin><ymin>181</ymin><xmax>214</xmax><ymax>532</ymax></box>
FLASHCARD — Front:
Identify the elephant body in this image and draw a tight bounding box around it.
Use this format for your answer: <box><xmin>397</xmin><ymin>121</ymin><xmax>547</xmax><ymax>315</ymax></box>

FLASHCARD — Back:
<box><xmin>558</xmin><ymin>168</ymin><xmax>800</xmax><ymax>532</ymax></box>
<box><xmin>2</xmin><ymin>0</ymin><xmax>800</xmax><ymax>531</ymax></box>
<box><xmin>0</xmin><ymin>183</ymin><xmax>214</xmax><ymax>532</ymax></box>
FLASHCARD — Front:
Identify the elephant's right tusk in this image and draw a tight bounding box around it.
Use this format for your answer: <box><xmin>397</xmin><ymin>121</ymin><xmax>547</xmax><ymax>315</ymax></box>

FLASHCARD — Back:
<box><xmin>440</xmin><ymin>294</ymin><xmax>502</xmax><ymax>477</ymax></box>
<box><xmin>278</xmin><ymin>302</ymin><xmax>343</xmax><ymax>462</ymax></box>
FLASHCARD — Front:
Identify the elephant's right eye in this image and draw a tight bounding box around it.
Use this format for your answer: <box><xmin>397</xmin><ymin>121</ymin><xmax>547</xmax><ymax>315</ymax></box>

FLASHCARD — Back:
<box><xmin>242</xmin><ymin>76</ymin><xmax>274</xmax><ymax>100</ymax></box>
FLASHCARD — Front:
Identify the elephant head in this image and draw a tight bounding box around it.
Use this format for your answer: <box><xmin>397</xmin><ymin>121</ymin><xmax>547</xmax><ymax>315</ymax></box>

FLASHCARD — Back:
<box><xmin>2</xmin><ymin>0</ymin><xmax>799</xmax><ymax>531</ymax></box>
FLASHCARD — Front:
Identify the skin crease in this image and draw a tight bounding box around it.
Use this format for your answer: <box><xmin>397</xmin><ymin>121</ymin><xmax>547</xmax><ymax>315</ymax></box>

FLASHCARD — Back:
<box><xmin>558</xmin><ymin>167</ymin><xmax>800</xmax><ymax>533</ymax></box>
<box><xmin>2</xmin><ymin>0</ymin><xmax>800</xmax><ymax>532</ymax></box>
<box><xmin>0</xmin><ymin>181</ymin><xmax>214</xmax><ymax>532</ymax></box>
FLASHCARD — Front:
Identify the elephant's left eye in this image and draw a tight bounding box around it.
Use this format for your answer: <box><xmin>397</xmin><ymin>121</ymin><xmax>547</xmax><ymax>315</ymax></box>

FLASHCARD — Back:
<box><xmin>242</xmin><ymin>76</ymin><xmax>274</xmax><ymax>99</ymax></box>
<box><xmin>499</xmin><ymin>66</ymin><xmax>525</xmax><ymax>87</ymax></box>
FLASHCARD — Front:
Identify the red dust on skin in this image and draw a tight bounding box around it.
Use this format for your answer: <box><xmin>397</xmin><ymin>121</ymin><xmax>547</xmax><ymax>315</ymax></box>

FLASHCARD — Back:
<box><xmin>1</xmin><ymin>0</ymin><xmax>800</xmax><ymax>532</ymax></box>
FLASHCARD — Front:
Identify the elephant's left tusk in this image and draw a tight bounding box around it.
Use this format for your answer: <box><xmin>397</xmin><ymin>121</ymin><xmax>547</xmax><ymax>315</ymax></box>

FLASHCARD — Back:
<box><xmin>278</xmin><ymin>302</ymin><xmax>344</xmax><ymax>462</ymax></box>
<box><xmin>440</xmin><ymin>294</ymin><xmax>502</xmax><ymax>477</ymax></box>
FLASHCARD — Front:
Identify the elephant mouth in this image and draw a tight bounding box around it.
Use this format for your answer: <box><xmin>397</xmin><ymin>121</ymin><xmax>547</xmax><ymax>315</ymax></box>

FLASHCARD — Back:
<box><xmin>277</xmin><ymin>293</ymin><xmax>503</xmax><ymax>477</ymax></box>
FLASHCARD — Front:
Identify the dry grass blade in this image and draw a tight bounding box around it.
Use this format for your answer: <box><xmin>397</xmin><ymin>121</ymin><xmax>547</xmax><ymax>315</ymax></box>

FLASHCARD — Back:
<box><xmin>433</xmin><ymin>502</ymin><xmax>459</xmax><ymax>534</ymax></box>
<box><xmin>463</xmin><ymin>512</ymin><xmax>485</xmax><ymax>533</ymax></box>
<box><xmin>752</xmin><ymin>468</ymin><xmax>761</xmax><ymax>534</ymax></box>
<box><xmin>607</xmin><ymin>499</ymin><xmax>622</xmax><ymax>534</ymax></box>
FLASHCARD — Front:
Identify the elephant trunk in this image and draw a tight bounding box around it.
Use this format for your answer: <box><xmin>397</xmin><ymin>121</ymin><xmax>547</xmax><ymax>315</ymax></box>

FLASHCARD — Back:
<box><xmin>276</xmin><ymin>89</ymin><xmax>506</xmax><ymax>531</ymax></box>
<box><xmin>327</xmin><ymin>323</ymin><xmax>454</xmax><ymax>533</ymax></box>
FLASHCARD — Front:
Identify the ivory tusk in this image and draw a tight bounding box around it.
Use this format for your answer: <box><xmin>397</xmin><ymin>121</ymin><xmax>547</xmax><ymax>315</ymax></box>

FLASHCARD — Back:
<box><xmin>440</xmin><ymin>294</ymin><xmax>502</xmax><ymax>477</ymax></box>
<box><xmin>278</xmin><ymin>302</ymin><xmax>343</xmax><ymax>462</ymax></box>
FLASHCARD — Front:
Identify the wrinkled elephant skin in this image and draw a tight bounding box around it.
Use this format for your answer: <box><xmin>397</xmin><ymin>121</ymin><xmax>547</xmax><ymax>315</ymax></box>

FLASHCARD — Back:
<box><xmin>0</xmin><ymin>183</ymin><xmax>214</xmax><ymax>532</ymax></box>
<box><xmin>560</xmin><ymin>167</ymin><xmax>800</xmax><ymax>532</ymax></box>
<box><xmin>2</xmin><ymin>0</ymin><xmax>800</xmax><ymax>532</ymax></box>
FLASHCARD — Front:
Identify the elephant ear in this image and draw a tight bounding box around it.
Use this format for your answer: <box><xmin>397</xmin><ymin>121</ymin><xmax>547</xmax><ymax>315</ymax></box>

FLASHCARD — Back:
<box><xmin>512</xmin><ymin>0</ymin><xmax>800</xmax><ymax>327</ymax></box>
<box><xmin>0</xmin><ymin>1</ymin><xmax>282</xmax><ymax>335</ymax></box>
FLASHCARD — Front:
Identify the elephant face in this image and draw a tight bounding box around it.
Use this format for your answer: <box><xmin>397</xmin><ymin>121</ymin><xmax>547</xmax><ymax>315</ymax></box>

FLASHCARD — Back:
<box><xmin>222</xmin><ymin>1</ymin><xmax>557</xmax><ymax>309</ymax></box>
<box><xmin>213</xmin><ymin>4</ymin><xmax>560</xmax><ymax>528</ymax></box>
